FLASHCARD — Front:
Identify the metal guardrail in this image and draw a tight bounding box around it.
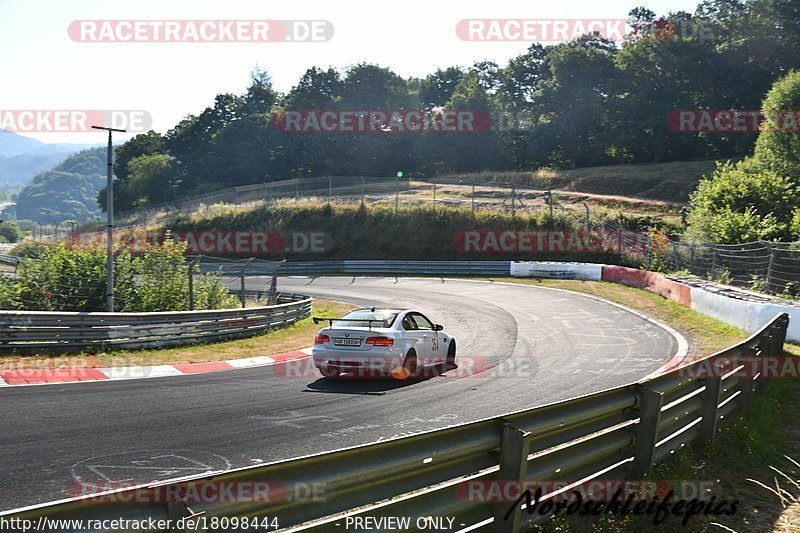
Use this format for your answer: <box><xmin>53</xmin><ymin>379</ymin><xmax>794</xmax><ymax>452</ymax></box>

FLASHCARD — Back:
<box><xmin>0</xmin><ymin>252</ymin><xmax>18</xmax><ymax>266</ymax></box>
<box><xmin>1</xmin><ymin>312</ymin><xmax>789</xmax><ymax>532</ymax></box>
<box><xmin>0</xmin><ymin>293</ymin><xmax>311</xmax><ymax>353</ymax></box>
<box><xmin>203</xmin><ymin>259</ymin><xmax>513</xmax><ymax>276</ymax></box>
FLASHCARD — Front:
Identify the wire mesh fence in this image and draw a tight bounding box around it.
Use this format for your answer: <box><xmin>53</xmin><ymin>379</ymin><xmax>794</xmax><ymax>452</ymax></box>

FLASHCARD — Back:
<box><xmin>668</xmin><ymin>241</ymin><xmax>800</xmax><ymax>297</ymax></box>
<box><xmin>84</xmin><ymin>176</ymin><xmax>584</xmax><ymax>230</ymax></box>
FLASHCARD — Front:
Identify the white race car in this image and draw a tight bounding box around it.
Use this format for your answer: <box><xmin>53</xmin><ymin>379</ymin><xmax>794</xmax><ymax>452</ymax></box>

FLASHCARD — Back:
<box><xmin>312</xmin><ymin>308</ymin><xmax>457</xmax><ymax>379</ymax></box>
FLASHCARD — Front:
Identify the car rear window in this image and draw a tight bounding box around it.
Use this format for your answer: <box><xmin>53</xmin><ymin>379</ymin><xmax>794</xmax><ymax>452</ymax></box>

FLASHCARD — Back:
<box><xmin>336</xmin><ymin>309</ymin><xmax>398</xmax><ymax>328</ymax></box>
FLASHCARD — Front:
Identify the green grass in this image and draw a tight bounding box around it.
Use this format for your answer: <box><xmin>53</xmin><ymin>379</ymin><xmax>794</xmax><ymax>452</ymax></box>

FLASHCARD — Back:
<box><xmin>437</xmin><ymin>160</ymin><xmax>725</xmax><ymax>204</ymax></box>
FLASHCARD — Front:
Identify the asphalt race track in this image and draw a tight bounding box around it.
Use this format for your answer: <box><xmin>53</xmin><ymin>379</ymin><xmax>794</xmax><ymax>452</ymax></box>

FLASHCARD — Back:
<box><xmin>0</xmin><ymin>277</ymin><xmax>681</xmax><ymax>511</ymax></box>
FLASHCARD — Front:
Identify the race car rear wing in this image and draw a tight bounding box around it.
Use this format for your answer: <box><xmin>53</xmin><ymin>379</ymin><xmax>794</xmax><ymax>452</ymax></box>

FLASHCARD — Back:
<box><xmin>312</xmin><ymin>317</ymin><xmax>390</xmax><ymax>330</ymax></box>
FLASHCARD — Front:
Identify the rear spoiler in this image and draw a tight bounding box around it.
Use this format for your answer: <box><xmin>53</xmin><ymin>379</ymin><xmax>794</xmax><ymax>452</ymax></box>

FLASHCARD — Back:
<box><xmin>312</xmin><ymin>317</ymin><xmax>389</xmax><ymax>330</ymax></box>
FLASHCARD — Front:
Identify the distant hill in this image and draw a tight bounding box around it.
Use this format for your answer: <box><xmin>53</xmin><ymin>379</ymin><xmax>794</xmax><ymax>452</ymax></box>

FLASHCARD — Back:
<box><xmin>15</xmin><ymin>147</ymin><xmax>106</xmax><ymax>223</ymax></box>
<box><xmin>0</xmin><ymin>130</ymin><xmax>100</xmax><ymax>188</ymax></box>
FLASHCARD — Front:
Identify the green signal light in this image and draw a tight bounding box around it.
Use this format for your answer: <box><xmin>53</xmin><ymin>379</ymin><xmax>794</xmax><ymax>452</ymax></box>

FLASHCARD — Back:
<box><xmin>396</xmin><ymin>171</ymin><xmax>404</xmax><ymax>178</ymax></box>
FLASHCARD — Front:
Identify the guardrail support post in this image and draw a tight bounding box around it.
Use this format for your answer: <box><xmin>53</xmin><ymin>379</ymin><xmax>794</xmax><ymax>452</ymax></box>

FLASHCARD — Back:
<box><xmin>696</xmin><ymin>375</ymin><xmax>722</xmax><ymax>446</ymax></box>
<box><xmin>737</xmin><ymin>346</ymin><xmax>757</xmax><ymax>410</ymax></box>
<box><xmin>630</xmin><ymin>386</ymin><xmax>663</xmax><ymax>479</ymax></box>
<box><xmin>493</xmin><ymin>422</ymin><xmax>531</xmax><ymax>533</ymax></box>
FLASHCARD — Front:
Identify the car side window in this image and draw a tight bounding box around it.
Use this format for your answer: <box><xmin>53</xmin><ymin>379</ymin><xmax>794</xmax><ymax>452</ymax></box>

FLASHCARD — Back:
<box><xmin>402</xmin><ymin>315</ymin><xmax>417</xmax><ymax>330</ymax></box>
<box><xmin>411</xmin><ymin>313</ymin><xmax>433</xmax><ymax>330</ymax></box>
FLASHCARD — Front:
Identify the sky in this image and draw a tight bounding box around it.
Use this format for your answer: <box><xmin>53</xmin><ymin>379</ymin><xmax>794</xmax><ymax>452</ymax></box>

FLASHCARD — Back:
<box><xmin>0</xmin><ymin>0</ymin><xmax>702</xmax><ymax>144</ymax></box>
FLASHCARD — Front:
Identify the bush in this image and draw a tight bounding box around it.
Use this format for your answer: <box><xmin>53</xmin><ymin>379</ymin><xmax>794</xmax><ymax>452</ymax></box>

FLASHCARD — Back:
<box><xmin>0</xmin><ymin>221</ymin><xmax>23</xmax><ymax>243</ymax></box>
<box><xmin>9</xmin><ymin>240</ymin><xmax>49</xmax><ymax>259</ymax></box>
<box><xmin>685</xmin><ymin>158</ymin><xmax>799</xmax><ymax>243</ymax></box>
<box><xmin>3</xmin><ymin>237</ymin><xmax>239</xmax><ymax>312</ymax></box>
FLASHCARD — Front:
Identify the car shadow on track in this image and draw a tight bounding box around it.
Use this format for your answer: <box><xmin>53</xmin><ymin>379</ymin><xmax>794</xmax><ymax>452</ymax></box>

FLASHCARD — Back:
<box><xmin>303</xmin><ymin>363</ymin><xmax>458</xmax><ymax>395</ymax></box>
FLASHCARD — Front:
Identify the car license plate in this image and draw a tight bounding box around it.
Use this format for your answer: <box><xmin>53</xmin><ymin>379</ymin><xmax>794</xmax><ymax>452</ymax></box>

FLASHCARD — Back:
<box><xmin>334</xmin><ymin>338</ymin><xmax>361</xmax><ymax>346</ymax></box>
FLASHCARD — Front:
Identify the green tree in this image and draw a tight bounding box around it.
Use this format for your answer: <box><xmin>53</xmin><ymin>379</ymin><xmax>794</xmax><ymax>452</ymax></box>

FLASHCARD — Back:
<box><xmin>686</xmin><ymin>71</ymin><xmax>800</xmax><ymax>243</ymax></box>
<box><xmin>754</xmin><ymin>70</ymin><xmax>800</xmax><ymax>178</ymax></box>
<box><xmin>124</xmin><ymin>154</ymin><xmax>177</xmax><ymax>206</ymax></box>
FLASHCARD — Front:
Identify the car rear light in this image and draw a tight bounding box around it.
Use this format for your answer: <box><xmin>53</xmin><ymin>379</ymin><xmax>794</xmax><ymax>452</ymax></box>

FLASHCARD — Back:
<box><xmin>366</xmin><ymin>336</ymin><xmax>393</xmax><ymax>346</ymax></box>
<box><xmin>315</xmin><ymin>334</ymin><xmax>330</xmax><ymax>344</ymax></box>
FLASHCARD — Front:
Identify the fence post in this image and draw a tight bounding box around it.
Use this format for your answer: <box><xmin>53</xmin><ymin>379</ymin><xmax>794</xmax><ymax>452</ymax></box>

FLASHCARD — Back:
<box><xmin>582</xmin><ymin>202</ymin><xmax>589</xmax><ymax>232</ymax></box>
<box><xmin>432</xmin><ymin>182</ymin><xmax>436</xmax><ymax>213</ymax></box>
<box><xmin>630</xmin><ymin>386</ymin><xmax>664</xmax><ymax>478</ymax></box>
<box><xmin>667</xmin><ymin>243</ymin><xmax>677</xmax><ymax>271</ymax></box>
<box><xmin>493</xmin><ymin>422</ymin><xmax>531</xmax><ymax>533</ymax></box>
<box><xmin>511</xmin><ymin>184</ymin><xmax>516</xmax><ymax>218</ymax></box>
<box><xmin>188</xmin><ymin>259</ymin><xmax>199</xmax><ymax>311</ymax></box>
<box><xmin>765</xmin><ymin>242</ymin><xmax>775</xmax><ymax>293</ymax></box>
<box><xmin>472</xmin><ymin>184</ymin><xmax>476</xmax><ymax>216</ymax></box>
<box><xmin>696</xmin><ymin>372</ymin><xmax>723</xmax><ymax>445</ymax></box>
<box><xmin>711</xmin><ymin>246</ymin><xmax>719</xmax><ymax>279</ymax></box>
<box><xmin>239</xmin><ymin>270</ymin><xmax>246</xmax><ymax>308</ymax></box>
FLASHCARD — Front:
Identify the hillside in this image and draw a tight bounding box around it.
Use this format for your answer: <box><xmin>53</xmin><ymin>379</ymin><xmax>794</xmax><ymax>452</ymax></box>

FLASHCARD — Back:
<box><xmin>15</xmin><ymin>147</ymin><xmax>106</xmax><ymax>223</ymax></box>
<box><xmin>0</xmin><ymin>130</ymin><xmax>100</xmax><ymax>189</ymax></box>
<box><xmin>436</xmin><ymin>160</ymin><xmax>721</xmax><ymax>204</ymax></box>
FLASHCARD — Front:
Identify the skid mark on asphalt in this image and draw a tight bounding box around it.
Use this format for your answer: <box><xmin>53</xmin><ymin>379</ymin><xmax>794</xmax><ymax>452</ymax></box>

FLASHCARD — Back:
<box><xmin>249</xmin><ymin>411</ymin><xmax>343</xmax><ymax>428</ymax></box>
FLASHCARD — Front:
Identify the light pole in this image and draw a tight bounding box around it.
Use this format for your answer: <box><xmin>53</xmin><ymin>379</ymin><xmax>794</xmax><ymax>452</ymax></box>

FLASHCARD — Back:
<box><xmin>92</xmin><ymin>125</ymin><xmax>126</xmax><ymax>312</ymax></box>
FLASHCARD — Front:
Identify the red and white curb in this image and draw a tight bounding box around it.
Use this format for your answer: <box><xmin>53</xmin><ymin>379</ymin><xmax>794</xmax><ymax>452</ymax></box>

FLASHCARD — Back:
<box><xmin>0</xmin><ymin>348</ymin><xmax>313</xmax><ymax>387</ymax></box>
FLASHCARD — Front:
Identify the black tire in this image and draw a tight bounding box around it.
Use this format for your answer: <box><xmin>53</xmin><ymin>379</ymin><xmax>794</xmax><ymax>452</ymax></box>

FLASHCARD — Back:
<box><xmin>396</xmin><ymin>350</ymin><xmax>419</xmax><ymax>380</ymax></box>
<box><xmin>446</xmin><ymin>341</ymin><xmax>456</xmax><ymax>368</ymax></box>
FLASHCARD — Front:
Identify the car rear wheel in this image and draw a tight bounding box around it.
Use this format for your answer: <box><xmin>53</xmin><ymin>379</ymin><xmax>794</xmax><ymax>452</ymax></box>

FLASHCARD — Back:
<box><xmin>446</xmin><ymin>341</ymin><xmax>456</xmax><ymax>368</ymax></box>
<box><xmin>392</xmin><ymin>350</ymin><xmax>419</xmax><ymax>380</ymax></box>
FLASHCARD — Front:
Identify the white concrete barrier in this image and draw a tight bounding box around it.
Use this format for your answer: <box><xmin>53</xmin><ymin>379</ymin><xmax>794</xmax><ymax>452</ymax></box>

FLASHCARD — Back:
<box><xmin>511</xmin><ymin>260</ymin><xmax>799</xmax><ymax>343</ymax></box>
<box><xmin>510</xmin><ymin>261</ymin><xmax>603</xmax><ymax>281</ymax></box>
<box><xmin>691</xmin><ymin>287</ymin><xmax>800</xmax><ymax>343</ymax></box>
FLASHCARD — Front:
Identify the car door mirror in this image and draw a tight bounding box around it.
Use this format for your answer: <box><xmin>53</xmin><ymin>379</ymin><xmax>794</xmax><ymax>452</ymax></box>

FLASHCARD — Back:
<box><xmin>433</xmin><ymin>324</ymin><xmax>443</xmax><ymax>331</ymax></box>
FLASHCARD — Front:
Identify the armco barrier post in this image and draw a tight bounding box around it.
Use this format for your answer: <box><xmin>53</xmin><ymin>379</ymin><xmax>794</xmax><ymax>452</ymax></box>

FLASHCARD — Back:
<box><xmin>493</xmin><ymin>422</ymin><xmax>531</xmax><ymax>533</ymax></box>
<box><xmin>781</xmin><ymin>314</ymin><xmax>790</xmax><ymax>347</ymax></box>
<box><xmin>696</xmin><ymin>372</ymin><xmax>723</xmax><ymax>446</ymax></box>
<box><xmin>737</xmin><ymin>346</ymin><xmax>757</xmax><ymax>409</ymax></box>
<box><xmin>629</xmin><ymin>386</ymin><xmax>663</xmax><ymax>478</ymax></box>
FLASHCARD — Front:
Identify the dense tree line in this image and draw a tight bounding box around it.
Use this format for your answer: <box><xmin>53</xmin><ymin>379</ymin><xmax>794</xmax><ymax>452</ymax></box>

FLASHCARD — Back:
<box><xmin>101</xmin><ymin>0</ymin><xmax>800</xmax><ymax>212</ymax></box>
